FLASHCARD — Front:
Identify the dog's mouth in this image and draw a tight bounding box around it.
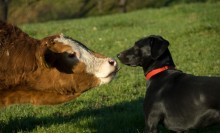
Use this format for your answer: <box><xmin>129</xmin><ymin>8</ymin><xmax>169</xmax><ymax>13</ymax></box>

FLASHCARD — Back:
<box><xmin>118</xmin><ymin>58</ymin><xmax>140</xmax><ymax>67</ymax></box>
<box><xmin>128</xmin><ymin>64</ymin><xmax>138</xmax><ymax>67</ymax></box>
<box><xmin>122</xmin><ymin>62</ymin><xmax>139</xmax><ymax>67</ymax></box>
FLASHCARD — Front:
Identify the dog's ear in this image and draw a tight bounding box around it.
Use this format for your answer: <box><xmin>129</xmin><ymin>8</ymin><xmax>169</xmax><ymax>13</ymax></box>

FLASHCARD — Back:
<box><xmin>150</xmin><ymin>36</ymin><xmax>169</xmax><ymax>60</ymax></box>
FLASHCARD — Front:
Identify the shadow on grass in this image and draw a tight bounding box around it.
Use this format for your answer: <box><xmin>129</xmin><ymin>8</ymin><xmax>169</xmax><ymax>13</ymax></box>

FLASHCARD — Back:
<box><xmin>0</xmin><ymin>98</ymin><xmax>145</xmax><ymax>133</ymax></box>
<box><xmin>1</xmin><ymin>97</ymin><xmax>220</xmax><ymax>133</ymax></box>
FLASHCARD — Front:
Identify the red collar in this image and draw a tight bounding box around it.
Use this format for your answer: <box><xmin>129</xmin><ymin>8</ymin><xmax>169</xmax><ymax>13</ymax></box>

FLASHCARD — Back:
<box><xmin>146</xmin><ymin>66</ymin><xmax>173</xmax><ymax>80</ymax></box>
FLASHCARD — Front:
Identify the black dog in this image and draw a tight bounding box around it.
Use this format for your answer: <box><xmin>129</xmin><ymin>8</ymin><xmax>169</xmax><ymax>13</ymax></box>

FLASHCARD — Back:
<box><xmin>117</xmin><ymin>35</ymin><xmax>220</xmax><ymax>133</ymax></box>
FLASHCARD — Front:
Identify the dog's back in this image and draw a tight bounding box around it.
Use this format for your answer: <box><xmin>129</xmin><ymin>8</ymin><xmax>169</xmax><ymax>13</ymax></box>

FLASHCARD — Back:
<box><xmin>147</xmin><ymin>70</ymin><xmax>220</xmax><ymax>130</ymax></box>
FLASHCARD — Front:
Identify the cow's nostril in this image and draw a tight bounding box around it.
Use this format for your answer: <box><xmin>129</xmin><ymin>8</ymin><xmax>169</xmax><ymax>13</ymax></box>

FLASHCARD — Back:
<box><xmin>108</xmin><ymin>59</ymin><xmax>116</xmax><ymax>66</ymax></box>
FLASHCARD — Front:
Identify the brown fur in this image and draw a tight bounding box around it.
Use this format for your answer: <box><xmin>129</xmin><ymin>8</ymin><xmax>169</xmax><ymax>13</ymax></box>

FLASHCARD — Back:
<box><xmin>0</xmin><ymin>21</ymin><xmax>105</xmax><ymax>107</ymax></box>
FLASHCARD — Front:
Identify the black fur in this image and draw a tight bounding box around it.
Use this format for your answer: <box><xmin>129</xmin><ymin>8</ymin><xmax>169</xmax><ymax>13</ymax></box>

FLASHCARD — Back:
<box><xmin>117</xmin><ymin>35</ymin><xmax>220</xmax><ymax>133</ymax></box>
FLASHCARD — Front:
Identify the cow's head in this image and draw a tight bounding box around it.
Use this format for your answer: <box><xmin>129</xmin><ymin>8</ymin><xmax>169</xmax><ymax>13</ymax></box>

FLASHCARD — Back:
<box><xmin>0</xmin><ymin>22</ymin><xmax>119</xmax><ymax>107</ymax></box>
<box><xmin>40</xmin><ymin>34</ymin><xmax>118</xmax><ymax>88</ymax></box>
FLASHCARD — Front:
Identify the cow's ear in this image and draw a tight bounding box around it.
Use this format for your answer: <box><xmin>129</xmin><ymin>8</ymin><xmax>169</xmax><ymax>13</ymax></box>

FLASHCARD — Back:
<box><xmin>150</xmin><ymin>36</ymin><xmax>169</xmax><ymax>60</ymax></box>
<box><xmin>41</xmin><ymin>35</ymin><xmax>66</xmax><ymax>53</ymax></box>
<box><xmin>41</xmin><ymin>36</ymin><xmax>55</xmax><ymax>46</ymax></box>
<box><xmin>41</xmin><ymin>37</ymin><xmax>56</xmax><ymax>67</ymax></box>
<box><xmin>41</xmin><ymin>39</ymin><xmax>58</xmax><ymax>53</ymax></box>
<box><xmin>47</xmin><ymin>42</ymin><xmax>75</xmax><ymax>55</ymax></box>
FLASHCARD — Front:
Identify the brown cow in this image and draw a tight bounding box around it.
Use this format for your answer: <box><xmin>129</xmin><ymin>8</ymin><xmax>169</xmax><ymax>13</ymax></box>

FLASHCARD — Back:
<box><xmin>0</xmin><ymin>21</ymin><xmax>118</xmax><ymax>107</ymax></box>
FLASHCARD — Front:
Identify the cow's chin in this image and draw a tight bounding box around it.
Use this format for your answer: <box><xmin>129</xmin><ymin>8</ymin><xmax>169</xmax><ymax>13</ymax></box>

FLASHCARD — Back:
<box><xmin>97</xmin><ymin>69</ymin><xmax>118</xmax><ymax>85</ymax></box>
<box><xmin>98</xmin><ymin>72</ymin><xmax>117</xmax><ymax>85</ymax></box>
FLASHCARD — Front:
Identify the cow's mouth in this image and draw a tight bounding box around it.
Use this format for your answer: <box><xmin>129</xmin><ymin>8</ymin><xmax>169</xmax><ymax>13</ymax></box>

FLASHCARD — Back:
<box><xmin>106</xmin><ymin>67</ymin><xmax>120</xmax><ymax>78</ymax></box>
<box><xmin>98</xmin><ymin>66</ymin><xmax>120</xmax><ymax>79</ymax></box>
<box><xmin>97</xmin><ymin>66</ymin><xmax>120</xmax><ymax>85</ymax></box>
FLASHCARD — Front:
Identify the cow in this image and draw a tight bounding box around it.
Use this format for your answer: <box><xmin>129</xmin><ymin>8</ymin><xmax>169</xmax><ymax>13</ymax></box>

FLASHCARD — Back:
<box><xmin>0</xmin><ymin>21</ymin><xmax>118</xmax><ymax>108</ymax></box>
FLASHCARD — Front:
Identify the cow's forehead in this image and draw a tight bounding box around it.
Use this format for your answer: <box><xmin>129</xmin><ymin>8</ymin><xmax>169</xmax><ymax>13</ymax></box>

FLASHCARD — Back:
<box><xmin>54</xmin><ymin>34</ymin><xmax>91</xmax><ymax>53</ymax></box>
<box><xmin>53</xmin><ymin>34</ymin><xmax>108</xmax><ymax>74</ymax></box>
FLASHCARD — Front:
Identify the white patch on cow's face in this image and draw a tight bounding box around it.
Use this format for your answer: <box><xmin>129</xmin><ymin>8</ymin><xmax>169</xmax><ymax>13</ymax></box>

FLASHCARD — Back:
<box><xmin>54</xmin><ymin>34</ymin><xmax>118</xmax><ymax>85</ymax></box>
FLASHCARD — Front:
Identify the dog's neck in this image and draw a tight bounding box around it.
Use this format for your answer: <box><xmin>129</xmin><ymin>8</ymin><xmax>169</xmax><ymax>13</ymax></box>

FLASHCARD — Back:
<box><xmin>145</xmin><ymin>66</ymin><xmax>175</xmax><ymax>80</ymax></box>
<box><xmin>143</xmin><ymin>50</ymin><xmax>175</xmax><ymax>80</ymax></box>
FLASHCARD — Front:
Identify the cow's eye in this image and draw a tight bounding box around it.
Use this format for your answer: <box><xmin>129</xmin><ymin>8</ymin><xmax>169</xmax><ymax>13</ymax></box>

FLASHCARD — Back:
<box><xmin>68</xmin><ymin>52</ymin><xmax>75</xmax><ymax>58</ymax></box>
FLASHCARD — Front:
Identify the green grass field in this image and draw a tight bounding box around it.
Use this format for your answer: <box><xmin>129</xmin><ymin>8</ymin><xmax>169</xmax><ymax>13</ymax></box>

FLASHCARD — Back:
<box><xmin>1</xmin><ymin>2</ymin><xmax>220</xmax><ymax>133</ymax></box>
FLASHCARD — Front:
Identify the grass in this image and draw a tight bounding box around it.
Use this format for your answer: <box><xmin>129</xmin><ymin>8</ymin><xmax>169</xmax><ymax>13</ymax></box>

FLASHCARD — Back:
<box><xmin>1</xmin><ymin>2</ymin><xmax>220</xmax><ymax>133</ymax></box>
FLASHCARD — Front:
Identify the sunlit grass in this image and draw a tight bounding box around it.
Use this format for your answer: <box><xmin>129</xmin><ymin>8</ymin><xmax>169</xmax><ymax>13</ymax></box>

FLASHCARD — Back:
<box><xmin>1</xmin><ymin>2</ymin><xmax>220</xmax><ymax>133</ymax></box>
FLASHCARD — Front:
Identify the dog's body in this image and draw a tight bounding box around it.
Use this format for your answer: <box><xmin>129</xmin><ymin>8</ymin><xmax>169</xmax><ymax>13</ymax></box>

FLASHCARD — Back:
<box><xmin>117</xmin><ymin>35</ymin><xmax>220</xmax><ymax>133</ymax></box>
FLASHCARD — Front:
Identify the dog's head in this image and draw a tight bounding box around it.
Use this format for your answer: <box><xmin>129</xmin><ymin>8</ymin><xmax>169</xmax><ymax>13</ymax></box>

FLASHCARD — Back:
<box><xmin>117</xmin><ymin>35</ymin><xmax>171</xmax><ymax>68</ymax></box>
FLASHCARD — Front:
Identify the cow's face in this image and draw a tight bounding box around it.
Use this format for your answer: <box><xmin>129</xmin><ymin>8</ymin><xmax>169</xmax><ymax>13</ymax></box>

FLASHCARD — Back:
<box><xmin>41</xmin><ymin>34</ymin><xmax>118</xmax><ymax>85</ymax></box>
